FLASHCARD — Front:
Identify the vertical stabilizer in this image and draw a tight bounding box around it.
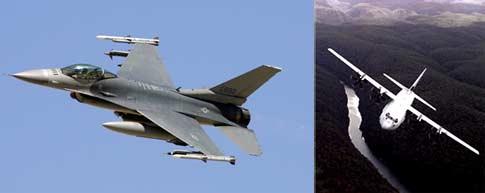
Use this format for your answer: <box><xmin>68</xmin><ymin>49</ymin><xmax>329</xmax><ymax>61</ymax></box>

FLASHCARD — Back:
<box><xmin>410</xmin><ymin>68</ymin><xmax>426</xmax><ymax>91</ymax></box>
<box><xmin>410</xmin><ymin>68</ymin><xmax>437</xmax><ymax>111</ymax></box>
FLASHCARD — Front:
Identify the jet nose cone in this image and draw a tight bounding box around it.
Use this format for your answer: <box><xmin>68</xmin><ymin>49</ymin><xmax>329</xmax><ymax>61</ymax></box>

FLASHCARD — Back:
<box><xmin>11</xmin><ymin>69</ymin><xmax>49</xmax><ymax>85</ymax></box>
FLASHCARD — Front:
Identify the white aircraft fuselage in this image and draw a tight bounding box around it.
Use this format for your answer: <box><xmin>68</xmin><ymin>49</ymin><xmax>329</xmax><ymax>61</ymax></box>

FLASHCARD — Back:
<box><xmin>379</xmin><ymin>89</ymin><xmax>415</xmax><ymax>130</ymax></box>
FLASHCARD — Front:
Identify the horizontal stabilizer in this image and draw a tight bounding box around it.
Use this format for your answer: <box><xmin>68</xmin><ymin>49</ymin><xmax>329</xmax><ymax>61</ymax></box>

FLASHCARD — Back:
<box><xmin>216</xmin><ymin>126</ymin><xmax>262</xmax><ymax>156</ymax></box>
<box><xmin>383</xmin><ymin>73</ymin><xmax>436</xmax><ymax>111</ymax></box>
<box><xmin>413</xmin><ymin>93</ymin><xmax>437</xmax><ymax>111</ymax></box>
<box><xmin>210</xmin><ymin>65</ymin><xmax>281</xmax><ymax>104</ymax></box>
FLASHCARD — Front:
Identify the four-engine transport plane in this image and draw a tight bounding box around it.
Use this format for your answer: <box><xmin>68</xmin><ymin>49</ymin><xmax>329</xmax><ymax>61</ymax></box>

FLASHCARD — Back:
<box><xmin>11</xmin><ymin>35</ymin><xmax>281</xmax><ymax>165</ymax></box>
<box><xmin>328</xmin><ymin>48</ymin><xmax>479</xmax><ymax>155</ymax></box>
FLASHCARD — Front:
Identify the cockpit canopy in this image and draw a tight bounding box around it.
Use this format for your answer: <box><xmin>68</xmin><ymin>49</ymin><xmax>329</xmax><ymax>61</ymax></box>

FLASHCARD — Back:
<box><xmin>385</xmin><ymin>112</ymin><xmax>398</xmax><ymax>123</ymax></box>
<box><xmin>61</xmin><ymin>64</ymin><xmax>116</xmax><ymax>80</ymax></box>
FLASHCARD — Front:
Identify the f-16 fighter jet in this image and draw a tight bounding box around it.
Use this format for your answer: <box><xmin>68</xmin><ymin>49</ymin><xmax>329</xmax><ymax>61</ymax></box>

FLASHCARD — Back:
<box><xmin>11</xmin><ymin>35</ymin><xmax>281</xmax><ymax>165</ymax></box>
<box><xmin>328</xmin><ymin>48</ymin><xmax>479</xmax><ymax>155</ymax></box>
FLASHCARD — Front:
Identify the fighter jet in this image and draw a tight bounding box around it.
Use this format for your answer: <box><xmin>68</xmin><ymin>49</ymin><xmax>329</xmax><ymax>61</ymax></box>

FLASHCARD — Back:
<box><xmin>328</xmin><ymin>48</ymin><xmax>479</xmax><ymax>155</ymax></box>
<box><xmin>11</xmin><ymin>35</ymin><xmax>281</xmax><ymax>165</ymax></box>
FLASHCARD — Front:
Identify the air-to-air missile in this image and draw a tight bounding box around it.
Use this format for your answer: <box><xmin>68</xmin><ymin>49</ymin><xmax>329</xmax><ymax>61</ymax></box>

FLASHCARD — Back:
<box><xmin>96</xmin><ymin>35</ymin><xmax>159</xmax><ymax>46</ymax></box>
<box><xmin>167</xmin><ymin>150</ymin><xmax>236</xmax><ymax>165</ymax></box>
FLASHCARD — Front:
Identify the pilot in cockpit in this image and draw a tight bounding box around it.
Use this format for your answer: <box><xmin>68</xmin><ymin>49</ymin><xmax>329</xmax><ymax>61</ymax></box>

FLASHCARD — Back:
<box><xmin>61</xmin><ymin>64</ymin><xmax>116</xmax><ymax>81</ymax></box>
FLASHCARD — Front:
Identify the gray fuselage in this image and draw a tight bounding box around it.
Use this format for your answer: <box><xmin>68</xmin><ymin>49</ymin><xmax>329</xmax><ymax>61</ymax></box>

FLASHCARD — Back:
<box><xmin>12</xmin><ymin>66</ymin><xmax>249</xmax><ymax>144</ymax></box>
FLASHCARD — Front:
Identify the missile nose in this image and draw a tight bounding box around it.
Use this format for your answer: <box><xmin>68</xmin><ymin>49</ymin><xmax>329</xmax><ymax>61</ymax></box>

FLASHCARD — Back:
<box><xmin>102</xmin><ymin>122</ymin><xmax>118</xmax><ymax>130</ymax></box>
<box><xmin>11</xmin><ymin>69</ymin><xmax>49</xmax><ymax>85</ymax></box>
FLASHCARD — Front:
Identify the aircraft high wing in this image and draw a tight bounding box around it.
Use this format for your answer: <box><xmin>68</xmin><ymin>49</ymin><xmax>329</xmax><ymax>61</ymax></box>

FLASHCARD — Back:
<box><xmin>407</xmin><ymin>106</ymin><xmax>480</xmax><ymax>155</ymax></box>
<box><xmin>327</xmin><ymin>48</ymin><xmax>396</xmax><ymax>100</ymax></box>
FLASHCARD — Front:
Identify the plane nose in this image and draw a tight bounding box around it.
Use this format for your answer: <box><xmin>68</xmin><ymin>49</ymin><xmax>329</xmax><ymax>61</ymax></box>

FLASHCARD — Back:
<box><xmin>11</xmin><ymin>69</ymin><xmax>49</xmax><ymax>85</ymax></box>
<box><xmin>381</xmin><ymin>120</ymin><xmax>396</xmax><ymax>130</ymax></box>
<box><xmin>380</xmin><ymin>120</ymin><xmax>394</xmax><ymax>130</ymax></box>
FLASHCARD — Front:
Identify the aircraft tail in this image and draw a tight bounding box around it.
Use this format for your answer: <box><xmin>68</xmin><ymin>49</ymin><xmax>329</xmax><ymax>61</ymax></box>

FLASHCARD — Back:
<box><xmin>413</xmin><ymin>92</ymin><xmax>437</xmax><ymax>111</ymax></box>
<box><xmin>210</xmin><ymin>65</ymin><xmax>281</xmax><ymax>100</ymax></box>
<box><xmin>383</xmin><ymin>69</ymin><xmax>436</xmax><ymax>111</ymax></box>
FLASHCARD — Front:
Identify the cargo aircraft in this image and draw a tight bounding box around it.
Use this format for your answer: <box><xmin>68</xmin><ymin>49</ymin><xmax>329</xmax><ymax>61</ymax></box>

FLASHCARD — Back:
<box><xmin>328</xmin><ymin>48</ymin><xmax>479</xmax><ymax>155</ymax></box>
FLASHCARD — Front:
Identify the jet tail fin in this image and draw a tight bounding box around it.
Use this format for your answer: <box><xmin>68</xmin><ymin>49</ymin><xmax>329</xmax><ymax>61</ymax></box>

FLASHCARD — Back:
<box><xmin>210</xmin><ymin>65</ymin><xmax>281</xmax><ymax>101</ymax></box>
<box><xmin>216</xmin><ymin>126</ymin><xmax>262</xmax><ymax>156</ymax></box>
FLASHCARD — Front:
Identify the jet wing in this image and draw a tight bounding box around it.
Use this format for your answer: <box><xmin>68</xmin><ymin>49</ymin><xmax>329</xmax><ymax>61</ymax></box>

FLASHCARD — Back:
<box><xmin>407</xmin><ymin>106</ymin><xmax>480</xmax><ymax>155</ymax></box>
<box><xmin>118</xmin><ymin>43</ymin><xmax>173</xmax><ymax>87</ymax></box>
<box><xmin>328</xmin><ymin>48</ymin><xmax>396</xmax><ymax>99</ymax></box>
<box><xmin>140</xmin><ymin>110</ymin><xmax>223</xmax><ymax>156</ymax></box>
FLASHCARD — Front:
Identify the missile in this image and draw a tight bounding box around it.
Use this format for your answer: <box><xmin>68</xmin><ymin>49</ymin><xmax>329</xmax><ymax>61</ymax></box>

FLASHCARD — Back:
<box><xmin>104</xmin><ymin>50</ymin><xmax>130</xmax><ymax>59</ymax></box>
<box><xmin>96</xmin><ymin>35</ymin><xmax>159</xmax><ymax>46</ymax></box>
<box><xmin>167</xmin><ymin>150</ymin><xmax>236</xmax><ymax>165</ymax></box>
<box><xmin>102</xmin><ymin>121</ymin><xmax>176</xmax><ymax>141</ymax></box>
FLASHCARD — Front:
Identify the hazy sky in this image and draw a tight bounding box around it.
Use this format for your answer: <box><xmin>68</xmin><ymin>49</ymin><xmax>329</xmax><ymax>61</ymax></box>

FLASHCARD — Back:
<box><xmin>0</xmin><ymin>1</ymin><xmax>313</xmax><ymax>192</ymax></box>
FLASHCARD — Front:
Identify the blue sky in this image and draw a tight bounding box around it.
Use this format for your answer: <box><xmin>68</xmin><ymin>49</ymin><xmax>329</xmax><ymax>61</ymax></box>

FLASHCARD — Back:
<box><xmin>0</xmin><ymin>1</ymin><xmax>313</xmax><ymax>192</ymax></box>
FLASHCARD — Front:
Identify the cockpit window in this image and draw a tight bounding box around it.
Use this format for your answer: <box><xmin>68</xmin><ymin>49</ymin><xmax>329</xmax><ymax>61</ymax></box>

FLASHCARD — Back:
<box><xmin>385</xmin><ymin>112</ymin><xmax>398</xmax><ymax>123</ymax></box>
<box><xmin>61</xmin><ymin>64</ymin><xmax>116</xmax><ymax>80</ymax></box>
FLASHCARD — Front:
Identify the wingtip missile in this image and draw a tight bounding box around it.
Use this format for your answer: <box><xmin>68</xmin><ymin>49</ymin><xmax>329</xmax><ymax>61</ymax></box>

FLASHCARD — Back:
<box><xmin>167</xmin><ymin>150</ymin><xmax>236</xmax><ymax>165</ymax></box>
<box><xmin>262</xmin><ymin>64</ymin><xmax>283</xmax><ymax>72</ymax></box>
<box><xmin>96</xmin><ymin>35</ymin><xmax>159</xmax><ymax>46</ymax></box>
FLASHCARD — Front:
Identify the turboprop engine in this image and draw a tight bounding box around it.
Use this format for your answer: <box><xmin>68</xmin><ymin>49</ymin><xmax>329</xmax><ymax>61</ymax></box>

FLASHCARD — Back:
<box><xmin>350</xmin><ymin>74</ymin><xmax>365</xmax><ymax>89</ymax></box>
<box><xmin>369</xmin><ymin>87</ymin><xmax>386</xmax><ymax>103</ymax></box>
